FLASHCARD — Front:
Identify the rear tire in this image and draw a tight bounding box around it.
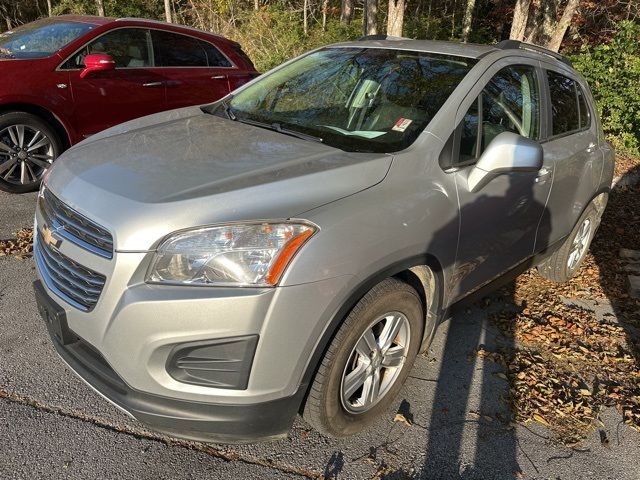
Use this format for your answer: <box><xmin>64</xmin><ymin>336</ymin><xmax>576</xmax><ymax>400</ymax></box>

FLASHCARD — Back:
<box><xmin>0</xmin><ymin>112</ymin><xmax>62</xmax><ymax>193</ymax></box>
<box><xmin>537</xmin><ymin>203</ymin><xmax>600</xmax><ymax>283</ymax></box>
<box><xmin>303</xmin><ymin>278</ymin><xmax>423</xmax><ymax>437</ymax></box>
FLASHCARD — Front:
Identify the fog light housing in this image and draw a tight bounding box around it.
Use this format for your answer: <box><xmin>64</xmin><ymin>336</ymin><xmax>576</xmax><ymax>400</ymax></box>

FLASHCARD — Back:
<box><xmin>166</xmin><ymin>335</ymin><xmax>258</xmax><ymax>389</ymax></box>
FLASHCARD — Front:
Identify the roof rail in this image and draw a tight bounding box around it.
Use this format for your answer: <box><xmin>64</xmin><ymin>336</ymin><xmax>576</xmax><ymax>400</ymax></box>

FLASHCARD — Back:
<box><xmin>496</xmin><ymin>39</ymin><xmax>572</xmax><ymax>67</ymax></box>
<box><xmin>357</xmin><ymin>34</ymin><xmax>409</xmax><ymax>41</ymax></box>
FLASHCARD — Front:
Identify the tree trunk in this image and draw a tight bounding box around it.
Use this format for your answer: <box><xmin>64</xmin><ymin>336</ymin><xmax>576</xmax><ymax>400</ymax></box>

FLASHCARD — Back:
<box><xmin>341</xmin><ymin>0</ymin><xmax>355</xmax><ymax>24</ymax></box>
<box><xmin>254</xmin><ymin>0</ymin><xmax>259</xmax><ymax>10</ymax></box>
<box><xmin>386</xmin><ymin>0</ymin><xmax>405</xmax><ymax>36</ymax></box>
<box><xmin>303</xmin><ymin>0</ymin><xmax>309</xmax><ymax>35</ymax></box>
<box><xmin>546</xmin><ymin>0</ymin><xmax>580</xmax><ymax>51</ymax></box>
<box><xmin>322</xmin><ymin>0</ymin><xmax>329</xmax><ymax>30</ymax></box>
<box><xmin>95</xmin><ymin>0</ymin><xmax>105</xmax><ymax>16</ymax></box>
<box><xmin>461</xmin><ymin>0</ymin><xmax>476</xmax><ymax>42</ymax></box>
<box><xmin>526</xmin><ymin>0</ymin><xmax>554</xmax><ymax>45</ymax></box>
<box><xmin>425</xmin><ymin>0</ymin><xmax>432</xmax><ymax>36</ymax></box>
<box><xmin>364</xmin><ymin>0</ymin><xmax>378</xmax><ymax>35</ymax></box>
<box><xmin>164</xmin><ymin>0</ymin><xmax>172</xmax><ymax>23</ymax></box>
<box><xmin>46</xmin><ymin>0</ymin><xmax>53</xmax><ymax>16</ymax></box>
<box><xmin>510</xmin><ymin>0</ymin><xmax>531</xmax><ymax>40</ymax></box>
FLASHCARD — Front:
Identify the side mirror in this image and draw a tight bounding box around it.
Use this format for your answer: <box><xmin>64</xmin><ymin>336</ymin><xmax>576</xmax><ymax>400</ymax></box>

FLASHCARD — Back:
<box><xmin>466</xmin><ymin>131</ymin><xmax>543</xmax><ymax>193</ymax></box>
<box><xmin>80</xmin><ymin>53</ymin><xmax>116</xmax><ymax>78</ymax></box>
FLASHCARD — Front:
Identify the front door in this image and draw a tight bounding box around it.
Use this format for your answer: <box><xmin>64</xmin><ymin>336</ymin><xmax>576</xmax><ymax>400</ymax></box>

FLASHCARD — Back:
<box><xmin>63</xmin><ymin>27</ymin><xmax>166</xmax><ymax>137</ymax></box>
<box><xmin>448</xmin><ymin>63</ymin><xmax>553</xmax><ymax>300</ymax></box>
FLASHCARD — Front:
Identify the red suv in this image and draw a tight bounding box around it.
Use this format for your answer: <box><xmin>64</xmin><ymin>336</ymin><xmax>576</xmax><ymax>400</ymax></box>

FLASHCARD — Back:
<box><xmin>0</xmin><ymin>15</ymin><xmax>258</xmax><ymax>192</ymax></box>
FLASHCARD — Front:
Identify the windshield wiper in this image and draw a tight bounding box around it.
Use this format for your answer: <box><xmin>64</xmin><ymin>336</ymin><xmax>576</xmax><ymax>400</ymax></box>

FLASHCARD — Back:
<box><xmin>202</xmin><ymin>103</ymin><xmax>323</xmax><ymax>143</ymax></box>
<box><xmin>201</xmin><ymin>99</ymin><xmax>236</xmax><ymax>120</ymax></box>
<box><xmin>0</xmin><ymin>48</ymin><xmax>15</xmax><ymax>59</ymax></box>
<box><xmin>236</xmin><ymin>118</ymin><xmax>323</xmax><ymax>143</ymax></box>
<box><xmin>221</xmin><ymin>101</ymin><xmax>237</xmax><ymax>121</ymax></box>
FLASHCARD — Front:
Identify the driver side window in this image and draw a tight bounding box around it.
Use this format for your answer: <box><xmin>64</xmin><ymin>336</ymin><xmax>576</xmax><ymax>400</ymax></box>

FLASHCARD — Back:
<box><xmin>456</xmin><ymin>65</ymin><xmax>540</xmax><ymax>166</ymax></box>
<box><xmin>61</xmin><ymin>28</ymin><xmax>152</xmax><ymax>69</ymax></box>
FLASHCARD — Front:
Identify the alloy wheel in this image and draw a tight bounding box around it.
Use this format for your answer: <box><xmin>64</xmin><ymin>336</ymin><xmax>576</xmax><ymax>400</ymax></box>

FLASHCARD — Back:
<box><xmin>567</xmin><ymin>217</ymin><xmax>592</xmax><ymax>270</ymax></box>
<box><xmin>340</xmin><ymin>311</ymin><xmax>411</xmax><ymax>414</ymax></box>
<box><xmin>0</xmin><ymin>124</ymin><xmax>55</xmax><ymax>186</ymax></box>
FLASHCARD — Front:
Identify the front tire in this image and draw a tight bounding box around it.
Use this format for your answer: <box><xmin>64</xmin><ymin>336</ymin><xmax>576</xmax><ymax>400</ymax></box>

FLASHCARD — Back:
<box><xmin>0</xmin><ymin>112</ymin><xmax>62</xmax><ymax>193</ymax></box>
<box><xmin>303</xmin><ymin>278</ymin><xmax>423</xmax><ymax>437</ymax></box>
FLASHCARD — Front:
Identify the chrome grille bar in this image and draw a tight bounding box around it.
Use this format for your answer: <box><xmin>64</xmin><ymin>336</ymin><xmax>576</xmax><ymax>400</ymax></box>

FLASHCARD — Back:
<box><xmin>35</xmin><ymin>233</ymin><xmax>106</xmax><ymax>311</ymax></box>
<box><xmin>40</xmin><ymin>189</ymin><xmax>114</xmax><ymax>259</ymax></box>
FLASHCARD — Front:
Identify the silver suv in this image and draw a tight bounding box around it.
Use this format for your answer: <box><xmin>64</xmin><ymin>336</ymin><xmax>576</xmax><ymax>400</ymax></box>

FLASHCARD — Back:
<box><xmin>33</xmin><ymin>38</ymin><xmax>614</xmax><ymax>443</ymax></box>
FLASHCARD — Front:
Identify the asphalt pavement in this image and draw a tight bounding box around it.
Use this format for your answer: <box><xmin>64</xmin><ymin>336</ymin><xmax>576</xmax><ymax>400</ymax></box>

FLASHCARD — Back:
<box><xmin>1</xmin><ymin>189</ymin><xmax>639</xmax><ymax>479</ymax></box>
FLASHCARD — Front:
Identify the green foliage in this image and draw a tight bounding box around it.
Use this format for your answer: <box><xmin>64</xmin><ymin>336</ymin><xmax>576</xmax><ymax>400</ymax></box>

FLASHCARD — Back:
<box><xmin>52</xmin><ymin>0</ymin><xmax>162</xmax><ymax>19</ymax></box>
<box><xmin>230</xmin><ymin>7</ymin><xmax>360</xmax><ymax>72</ymax></box>
<box><xmin>571</xmin><ymin>21</ymin><xmax>640</xmax><ymax>155</ymax></box>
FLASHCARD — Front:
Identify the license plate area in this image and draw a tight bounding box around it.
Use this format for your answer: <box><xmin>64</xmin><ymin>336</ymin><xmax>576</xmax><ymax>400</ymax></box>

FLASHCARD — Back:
<box><xmin>33</xmin><ymin>281</ymin><xmax>78</xmax><ymax>345</ymax></box>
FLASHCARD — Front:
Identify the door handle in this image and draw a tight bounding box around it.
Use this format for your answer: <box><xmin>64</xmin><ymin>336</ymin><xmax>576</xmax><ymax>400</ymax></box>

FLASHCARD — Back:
<box><xmin>586</xmin><ymin>142</ymin><xmax>597</xmax><ymax>153</ymax></box>
<box><xmin>211</xmin><ymin>75</ymin><xmax>226</xmax><ymax>80</ymax></box>
<box><xmin>142</xmin><ymin>82</ymin><xmax>163</xmax><ymax>87</ymax></box>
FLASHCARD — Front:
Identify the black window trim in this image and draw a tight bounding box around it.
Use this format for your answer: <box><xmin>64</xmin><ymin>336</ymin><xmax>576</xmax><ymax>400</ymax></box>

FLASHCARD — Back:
<box><xmin>57</xmin><ymin>25</ymin><xmax>236</xmax><ymax>72</ymax></box>
<box><xmin>541</xmin><ymin>68</ymin><xmax>593</xmax><ymax>143</ymax></box>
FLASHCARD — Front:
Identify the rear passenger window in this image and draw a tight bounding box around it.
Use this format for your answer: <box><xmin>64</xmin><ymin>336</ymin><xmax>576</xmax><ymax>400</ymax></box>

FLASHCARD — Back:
<box><xmin>455</xmin><ymin>65</ymin><xmax>540</xmax><ymax>166</ymax></box>
<box><xmin>547</xmin><ymin>71</ymin><xmax>580</xmax><ymax>136</ymax></box>
<box><xmin>151</xmin><ymin>30</ymin><xmax>231</xmax><ymax>67</ymax></box>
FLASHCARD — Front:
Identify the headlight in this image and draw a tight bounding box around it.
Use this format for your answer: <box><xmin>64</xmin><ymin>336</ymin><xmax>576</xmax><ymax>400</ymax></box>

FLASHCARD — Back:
<box><xmin>147</xmin><ymin>221</ymin><xmax>317</xmax><ymax>287</ymax></box>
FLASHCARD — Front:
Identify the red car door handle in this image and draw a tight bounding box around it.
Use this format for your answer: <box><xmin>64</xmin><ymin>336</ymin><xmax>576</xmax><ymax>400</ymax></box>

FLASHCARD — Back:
<box><xmin>211</xmin><ymin>75</ymin><xmax>226</xmax><ymax>80</ymax></box>
<box><xmin>142</xmin><ymin>82</ymin><xmax>164</xmax><ymax>87</ymax></box>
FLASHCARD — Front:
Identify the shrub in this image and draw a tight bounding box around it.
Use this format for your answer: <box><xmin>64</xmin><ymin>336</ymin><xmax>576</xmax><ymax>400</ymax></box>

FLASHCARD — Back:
<box><xmin>230</xmin><ymin>7</ymin><xmax>361</xmax><ymax>72</ymax></box>
<box><xmin>571</xmin><ymin>21</ymin><xmax>640</xmax><ymax>155</ymax></box>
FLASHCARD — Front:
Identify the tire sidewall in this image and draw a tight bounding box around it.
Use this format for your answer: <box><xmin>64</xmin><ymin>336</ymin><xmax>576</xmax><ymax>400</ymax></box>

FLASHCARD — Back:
<box><xmin>0</xmin><ymin>112</ymin><xmax>62</xmax><ymax>193</ymax></box>
<box><xmin>320</xmin><ymin>285</ymin><xmax>423</xmax><ymax>436</ymax></box>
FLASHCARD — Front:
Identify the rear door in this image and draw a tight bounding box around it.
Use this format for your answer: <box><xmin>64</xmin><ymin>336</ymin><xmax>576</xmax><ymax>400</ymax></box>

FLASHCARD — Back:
<box><xmin>150</xmin><ymin>30</ymin><xmax>232</xmax><ymax>109</ymax></box>
<box><xmin>63</xmin><ymin>27</ymin><xmax>167</xmax><ymax>137</ymax></box>
<box><xmin>538</xmin><ymin>67</ymin><xmax>601</xmax><ymax>249</ymax></box>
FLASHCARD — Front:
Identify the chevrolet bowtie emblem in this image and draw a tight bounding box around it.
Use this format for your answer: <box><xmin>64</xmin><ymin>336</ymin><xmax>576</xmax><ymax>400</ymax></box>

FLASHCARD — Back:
<box><xmin>41</xmin><ymin>224</ymin><xmax>62</xmax><ymax>249</ymax></box>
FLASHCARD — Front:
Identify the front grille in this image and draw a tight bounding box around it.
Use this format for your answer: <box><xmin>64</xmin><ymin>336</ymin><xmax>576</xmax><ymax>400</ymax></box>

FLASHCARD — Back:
<box><xmin>35</xmin><ymin>232</ymin><xmax>106</xmax><ymax>311</ymax></box>
<box><xmin>39</xmin><ymin>188</ymin><xmax>113</xmax><ymax>259</ymax></box>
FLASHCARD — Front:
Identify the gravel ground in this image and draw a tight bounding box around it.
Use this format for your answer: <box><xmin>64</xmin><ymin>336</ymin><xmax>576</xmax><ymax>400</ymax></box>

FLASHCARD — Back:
<box><xmin>1</xmin><ymin>189</ymin><xmax>639</xmax><ymax>479</ymax></box>
<box><xmin>0</xmin><ymin>191</ymin><xmax>37</xmax><ymax>240</ymax></box>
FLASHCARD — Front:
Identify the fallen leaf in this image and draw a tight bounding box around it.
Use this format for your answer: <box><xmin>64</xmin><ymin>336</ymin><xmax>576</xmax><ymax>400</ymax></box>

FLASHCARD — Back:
<box><xmin>393</xmin><ymin>413</ymin><xmax>412</xmax><ymax>427</ymax></box>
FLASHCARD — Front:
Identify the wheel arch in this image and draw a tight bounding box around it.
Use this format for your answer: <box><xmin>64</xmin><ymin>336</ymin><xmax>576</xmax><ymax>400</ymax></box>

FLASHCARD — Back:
<box><xmin>0</xmin><ymin>102</ymin><xmax>72</xmax><ymax>150</ymax></box>
<box><xmin>297</xmin><ymin>253</ymin><xmax>445</xmax><ymax>413</ymax></box>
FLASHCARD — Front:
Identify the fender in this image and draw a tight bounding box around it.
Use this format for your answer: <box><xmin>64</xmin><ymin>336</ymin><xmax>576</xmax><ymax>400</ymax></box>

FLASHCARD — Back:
<box><xmin>297</xmin><ymin>253</ymin><xmax>445</xmax><ymax>411</ymax></box>
<box><xmin>0</xmin><ymin>94</ymin><xmax>78</xmax><ymax>146</ymax></box>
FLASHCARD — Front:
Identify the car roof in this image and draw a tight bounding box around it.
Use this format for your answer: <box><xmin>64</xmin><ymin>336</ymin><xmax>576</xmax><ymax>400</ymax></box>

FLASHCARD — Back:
<box><xmin>113</xmin><ymin>17</ymin><xmax>235</xmax><ymax>43</ymax></box>
<box><xmin>327</xmin><ymin>37</ymin><xmax>574</xmax><ymax>68</ymax></box>
<box><xmin>329</xmin><ymin>38</ymin><xmax>497</xmax><ymax>60</ymax></box>
<box><xmin>55</xmin><ymin>15</ymin><xmax>235</xmax><ymax>44</ymax></box>
<box><xmin>56</xmin><ymin>15</ymin><xmax>115</xmax><ymax>26</ymax></box>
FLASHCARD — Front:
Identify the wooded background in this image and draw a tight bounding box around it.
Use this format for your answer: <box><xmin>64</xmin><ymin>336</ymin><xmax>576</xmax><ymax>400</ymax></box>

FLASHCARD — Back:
<box><xmin>1</xmin><ymin>0</ymin><xmax>639</xmax><ymax>153</ymax></box>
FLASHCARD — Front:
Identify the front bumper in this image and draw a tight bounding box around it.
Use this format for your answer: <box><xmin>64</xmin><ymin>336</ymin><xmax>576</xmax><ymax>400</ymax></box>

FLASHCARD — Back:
<box><xmin>34</xmin><ymin>280</ymin><xmax>305</xmax><ymax>443</ymax></box>
<box><xmin>33</xmin><ymin>200</ymin><xmax>354</xmax><ymax>442</ymax></box>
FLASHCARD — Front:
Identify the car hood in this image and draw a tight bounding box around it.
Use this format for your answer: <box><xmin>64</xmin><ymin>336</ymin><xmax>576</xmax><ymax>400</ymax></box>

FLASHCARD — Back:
<box><xmin>47</xmin><ymin>107</ymin><xmax>393</xmax><ymax>251</ymax></box>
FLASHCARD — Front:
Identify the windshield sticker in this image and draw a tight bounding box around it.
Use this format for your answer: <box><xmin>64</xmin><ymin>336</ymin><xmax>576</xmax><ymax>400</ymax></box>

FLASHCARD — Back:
<box><xmin>320</xmin><ymin>126</ymin><xmax>387</xmax><ymax>138</ymax></box>
<box><xmin>392</xmin><ymin>118</ymin><xmax>413</xmax><ymax>132</ymax></box>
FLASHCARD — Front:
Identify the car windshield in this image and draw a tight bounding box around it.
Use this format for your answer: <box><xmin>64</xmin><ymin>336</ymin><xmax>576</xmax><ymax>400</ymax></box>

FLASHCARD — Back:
<box><xmin>223</xmin><ymin>47</ymin><xmax>477</xmax><ymax>153</ymax></box>
<box><xmin>0</xmin><ymin>18</ymin><xmax>94</xmax><ymax>59</ymax></box>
